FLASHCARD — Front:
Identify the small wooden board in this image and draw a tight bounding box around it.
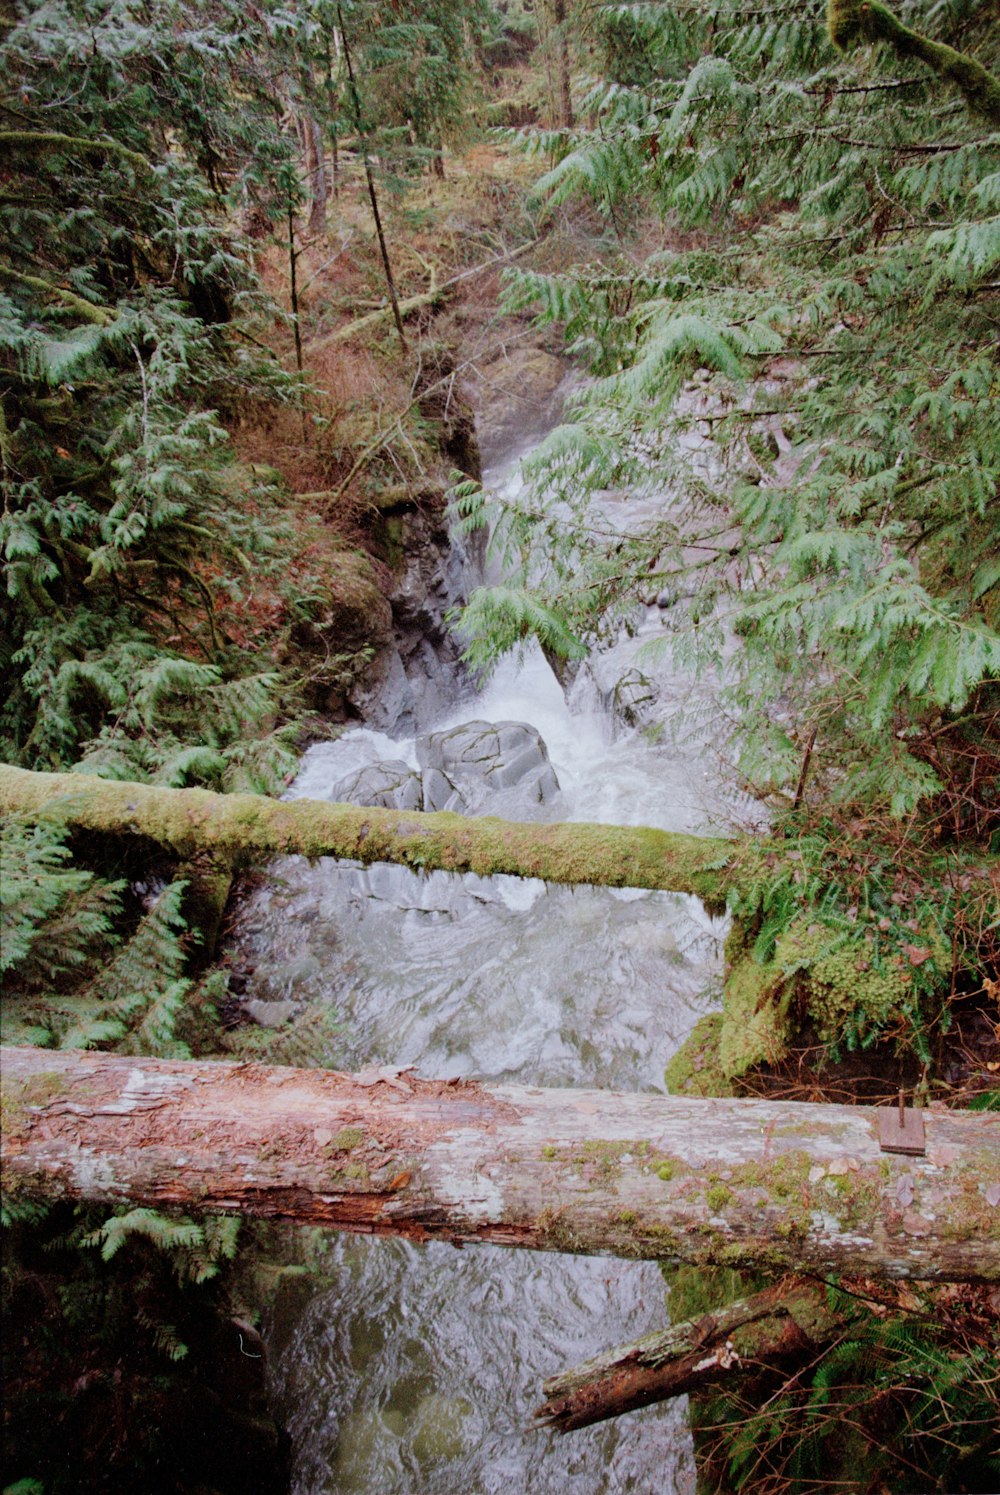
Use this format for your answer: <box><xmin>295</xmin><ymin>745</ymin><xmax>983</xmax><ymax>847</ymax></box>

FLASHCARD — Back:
<box><xmin>878</xmin><ymin>1106</ymin><xmax>926</xmax><ymax>1156</ymax></box>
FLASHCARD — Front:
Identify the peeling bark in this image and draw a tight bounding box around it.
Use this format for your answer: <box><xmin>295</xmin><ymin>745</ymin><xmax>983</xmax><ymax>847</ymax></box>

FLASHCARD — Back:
<box><xmin>2</xmin><ymin>1047</ymin><xmax>997</xmax><ymax>1281</ymax></box>
<box><xmin>0</xmin><ymin>763</ymin><xmax>739</xmax><ymax>900</ymax></box>
<box><xmin>535</xmin><ymin>1281</ymin><xmax>841</xmax><ymax>1431</ymax></box>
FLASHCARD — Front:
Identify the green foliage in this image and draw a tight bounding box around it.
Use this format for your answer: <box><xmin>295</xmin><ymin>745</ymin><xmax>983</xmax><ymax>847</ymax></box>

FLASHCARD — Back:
<box><xmin>0</xmin><ymin>814</ymin><xmax>197</xmax><ymax>1056</ymax></box>
<box><xmin>697</xmin><ymin>1280</ymin><xmax>1000</xmax><ymax>1493</ymax></box>
<box><xmin>722</xmin><ymin>815</ymin><xmax>998</xmax><ymax>1064</ymax></box>
<box><xmin>0</xmin><ymin>815</ymin><xmax>122</xmax><ymax>995</ymax></box>
<box><xmin>85</xmin><ymin>1207</ymin><xmax>240</xmax><ymax>1291</ymax></box>
<box><xmin>469</xmin><ymin>0</ymin><xmax>999</xmax><ymax>850</ymax></box>
<box><xmin>0</xmin><ymin>0</ymin><xmax>305</xmax><ymax>787</ymax></box>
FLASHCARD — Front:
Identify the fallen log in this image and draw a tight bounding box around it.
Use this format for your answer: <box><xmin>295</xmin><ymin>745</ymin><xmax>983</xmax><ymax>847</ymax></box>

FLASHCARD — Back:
<box><xmin>2</xmin><ymin>1046</ymin><xmax>997</xmax><ymax>1281</ymax></box>
<box><xmin>0</xmin><ymin>763</ymin><xmax>738</xmax><ymax>900</ymax></box>
<box><xmin>534</xmin><ymin>1280</ymin><xmax>841</xmax><ymax>1432</ymax></box>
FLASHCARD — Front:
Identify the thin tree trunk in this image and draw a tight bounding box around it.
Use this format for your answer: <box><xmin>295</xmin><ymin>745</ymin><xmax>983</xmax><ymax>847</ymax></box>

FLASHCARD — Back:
<box><xmin>3</xmin><ymin>1047</ymin><xmax>997</xmax><ymax>1280</ymax></box>
<box><xmin>535</xmin><ymin>1281</ymin><xmax>842</xmax><ymax>1431</ymax></box>
<box><xmin>336</xmin><ymin>7</ymin><xmax>407</xmax><ymax>350</ymax></box>
<box><xmin>287</xmin><ymin>202</ymin><xmax>304</xmax><ymax>380</ymax></box>
<box><xmin>553</xmin><ymin>0</ymin><xmax>574</xmax><ymax>129</ymax></box>
<box><xmin>305</xmin><ymin>116</ymin><xmax>328</xmax><ymax>237</ymax></box>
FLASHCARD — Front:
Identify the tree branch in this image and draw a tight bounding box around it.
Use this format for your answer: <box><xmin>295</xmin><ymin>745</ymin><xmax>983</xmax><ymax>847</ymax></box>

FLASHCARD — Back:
<box><xmin>534</xmin><ymin>1280</ymin><xmax>842</xmax><ymax>1431</ymax></box>
<box><xmin>827</xmin><ymin>0</ymin><xmax>1000</xmax><ymax>124</ymax></box>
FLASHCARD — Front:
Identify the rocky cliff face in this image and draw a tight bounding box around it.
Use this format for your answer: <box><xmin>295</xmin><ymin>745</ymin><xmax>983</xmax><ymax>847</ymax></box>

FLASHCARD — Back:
<box><xmin>344</xmin><ymin>341</ymin><xmax>572</xmax><ymax>734</ymax></box>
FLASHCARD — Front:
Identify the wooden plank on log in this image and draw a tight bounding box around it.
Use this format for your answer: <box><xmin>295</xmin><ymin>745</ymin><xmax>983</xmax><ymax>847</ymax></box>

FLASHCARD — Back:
<box><xmin>2</xmin><ymin>1047</ymin><xmax>997</xmax><ymax>1281</ymax></box>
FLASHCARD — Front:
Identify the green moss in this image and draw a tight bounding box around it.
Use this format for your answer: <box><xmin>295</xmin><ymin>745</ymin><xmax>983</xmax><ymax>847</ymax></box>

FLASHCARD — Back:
<box><xmin>1</xmin><ymin>1070</ymin><xmax>70</xmax><ymax>1139</ymax></box>
<box><xmin>664</xmin><ymin>1015</ymin><xmax>736</xmax><ymax>1098</ymax></box>
<box><xmin>329</xmin><ymin>1162</ymin><xmax>370</xmax><ymax>1186</ymax></box>
<box><xmin>328</xmin><ymin>1127</ymin><xmax>364</xmax><ymax>1152</ymax></box>
<box><xmin>827</xmin><ymin>0</ymin><xmax>1000</xmax><ymax>123</ymax></box>
<box><xmin>570</xmin><ymin>1138</ymin><xmax>649</xmax><ymax>1182</ymax></box>
<box><xmin>705</xmin><ymin>1184</ymin><xmax>734</xmax><ymax>1211</ymax></box>
<box><xmin>718</xmin><ymin>949</ymin><xmax>793</xmax><ymax>1079</ymax></box>
<box><xmin>662</xmin><ymin>1263</ymin><xmax>772</xmax><ymax>1321</ymax></box>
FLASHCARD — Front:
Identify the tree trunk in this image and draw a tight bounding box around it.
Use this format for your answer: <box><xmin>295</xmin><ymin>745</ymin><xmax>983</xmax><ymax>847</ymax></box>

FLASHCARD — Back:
<box><xmin>3</xmin><ymin>1047</ymin><xmax>997</xmax><ymax>1281</ymax></box>
<box><xmin>0</xmin><ymin>763</ymin><xmax>739</xmax><ymax>901</ymax></box>
<box><xmin>535</xmin><ymin>1281</ymin><xmax>841</xmax><ymax>1432</ymax></box>
<box><xmin>336</xmin><ymin>7</ymin><xmax>407</xmax><ymax>350</ymax></box>
<box><xmin>552</xmin><ymin>0</ymin><xmax>574</xmax><ymax>129</ymax></box>
<box><xmin>304</xmin><ymin>116</ymin><xmax>328</xmax><ymax>237</ymax></box>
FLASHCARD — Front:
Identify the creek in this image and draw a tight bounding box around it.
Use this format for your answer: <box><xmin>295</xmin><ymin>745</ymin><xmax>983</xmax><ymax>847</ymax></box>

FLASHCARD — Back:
<box><xmin>227</xmin><ymin>436</ymin><xmax>742</xmax><ymax>1495</ymax></box>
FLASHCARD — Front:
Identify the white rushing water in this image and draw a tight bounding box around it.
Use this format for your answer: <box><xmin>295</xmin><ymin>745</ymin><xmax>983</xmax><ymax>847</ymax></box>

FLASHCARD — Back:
<box><xmin>227</xmin><ymin>448</ymin><xmax>740</xmax><ymax>1495</ymax></box>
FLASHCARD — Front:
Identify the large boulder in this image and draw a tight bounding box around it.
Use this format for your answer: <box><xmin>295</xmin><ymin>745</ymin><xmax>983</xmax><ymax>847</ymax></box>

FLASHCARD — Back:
<box><xmin>331</xmin><ymin>758</ymin><xmax>423</xmax><ymax>811</ymax></box>
<box><xmin>416</xmin><ymin>719</ymin><xmax>560</xmax><ymax>813</ymax></box>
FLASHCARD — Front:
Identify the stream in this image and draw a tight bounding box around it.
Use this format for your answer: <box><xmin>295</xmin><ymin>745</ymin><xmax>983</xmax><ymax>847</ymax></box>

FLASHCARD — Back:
<box><xmin>227</xmin><ymin>439</ymin><xmax>742</xmax><ymax>1494</ymax></box>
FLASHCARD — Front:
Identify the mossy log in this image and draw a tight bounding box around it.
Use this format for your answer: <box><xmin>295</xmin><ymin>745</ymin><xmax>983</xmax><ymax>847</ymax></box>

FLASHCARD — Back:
<box><xmin>535</xmin><ymin>1280</ymin><xmax>841</xmax><ymax>1432</ymax></box>
<box><xmin>3</xmin><ymin>1046</ymin><xmax>997</xmax><ymax>1281</ymax></box>
<box><xmin>0</xmin><ymin>763</ymin><xmax>740</xmax><ymax>900</ymax></box>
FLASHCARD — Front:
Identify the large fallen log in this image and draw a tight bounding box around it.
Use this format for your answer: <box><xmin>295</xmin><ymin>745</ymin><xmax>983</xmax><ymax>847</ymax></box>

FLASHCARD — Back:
<box><xmin>534</xmin><ymin>1280</ymin><xmax>841</xmax><ymax>1432</ymax></box>
<box><xmin>0</xmin><ymin>763</ymin><xmax>738</xmax><ymax>900</ymax></box>
<box><xmin>3</xmin><ymin>1046</ymin><xmax>997</xmax><ymax>1281</ymax></box>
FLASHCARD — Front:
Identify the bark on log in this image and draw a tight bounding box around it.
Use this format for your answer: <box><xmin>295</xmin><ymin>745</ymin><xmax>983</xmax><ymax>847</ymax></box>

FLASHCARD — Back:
<box><xmin>0</xmin><ymin>763</ymin><xmax>739</xmax><ymax>900</ymax></box>
<box><xmin>535</xmin><ymin>1281</ymin><xmax>841</xmax><ymax>1432</ymax></box>
<box><xmin>2</xmin><ymin>1047</ymin><xmax>997</xmax><ymax>1282</ymax></box>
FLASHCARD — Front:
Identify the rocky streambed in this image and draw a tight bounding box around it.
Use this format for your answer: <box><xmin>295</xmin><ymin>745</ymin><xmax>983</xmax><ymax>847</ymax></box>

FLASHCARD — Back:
<box><xmin>222</xmin><ymin>396</ymin><xmax>755</xmax><ymax>1490</ymax></box>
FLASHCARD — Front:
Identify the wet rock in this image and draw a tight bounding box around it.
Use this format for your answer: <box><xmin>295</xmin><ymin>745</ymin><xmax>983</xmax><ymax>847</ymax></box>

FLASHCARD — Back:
<box><xmin>348</xmin><ymin>644</ymin><xmax>411</xmax><ymax>731</ymax></box>
<box><xmin>613</xmin><ymin>668</ymin><xmax>656</xmax><ymax>728</ymax></box>
<box><xmin>472</xmin><ymin>347</ymin><xmax>569</xmax><ymax>467</ymax></box>
<box><xmin>421</xmin><ymin>765</ymin><xmax>468</xmax><ymax>813</ymax></box>
<box><xmin>416</xmin><ymin>719</ymin><xmax>560</xmax><ymax>812</ymax></box>
<box><xmin>332</xmin><ymin>759</ymin><xmax>423</xmax><ymax>811</ymax></box>
<box><xmin>243</xmin><ymin>998</ymin><xmax>298</xmax><ymax>1028</ymax></box>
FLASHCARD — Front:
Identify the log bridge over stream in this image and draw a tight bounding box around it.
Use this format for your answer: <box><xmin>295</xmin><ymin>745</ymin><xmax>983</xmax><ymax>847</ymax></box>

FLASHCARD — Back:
<box><xmin>3</xmin><ymin>1045</ymin><xmax>997</xmax><ymax>1283</ymax></box>
<box><xmin>2</xmin><ymin>765</ymin><xmax>998</xmax><ymax>1426</ymax></box>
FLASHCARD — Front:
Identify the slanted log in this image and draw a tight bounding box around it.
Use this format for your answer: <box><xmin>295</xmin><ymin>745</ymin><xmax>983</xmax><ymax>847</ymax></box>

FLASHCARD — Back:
<box><xmin>0</xmin><ymin>763</ymin><xmax>738</xmax><ymax>900</ymax></box>
<box><xmin>535</xmin><ymin>1281</ymin><xmax>841</xmax><ymax>1432</ymax></box>
<box><xmin>2</xmin><ymin>1047</ymin><xmax>997</xmax><ymax>1281</ymax></box>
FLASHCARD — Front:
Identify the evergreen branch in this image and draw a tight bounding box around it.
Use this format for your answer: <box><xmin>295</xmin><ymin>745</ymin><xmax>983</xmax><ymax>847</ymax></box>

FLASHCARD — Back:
<box><xmin>827</xmin><ymin>0</ymin><xmax>1000</xmax><ymax>124</ymax></box>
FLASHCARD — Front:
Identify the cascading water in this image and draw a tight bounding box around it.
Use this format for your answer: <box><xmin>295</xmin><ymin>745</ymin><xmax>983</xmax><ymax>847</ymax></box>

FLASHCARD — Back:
<box><xmin>227</xmin><ymin>439</ymin><xmax>741</xmax><ymax>1495</ymax></box>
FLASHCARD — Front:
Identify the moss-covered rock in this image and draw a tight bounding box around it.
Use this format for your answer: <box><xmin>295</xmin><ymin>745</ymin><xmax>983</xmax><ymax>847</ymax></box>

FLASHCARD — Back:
<box><xmin>663</xmin><ymin>1015</ymin><xmax>737</xmax><ymax>1098</ymax></box>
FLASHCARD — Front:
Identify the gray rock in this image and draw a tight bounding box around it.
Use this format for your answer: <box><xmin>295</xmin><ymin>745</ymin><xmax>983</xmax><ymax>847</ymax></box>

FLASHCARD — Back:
<box><xmin>416</xmin><ymin>719</ymin><xmax>559</xmax><ymax>812</ymax></box>
<box><xmin>421</xmin><ymin>767</ymin><xmax>468</xmax><ymax>814</ymax></box>
<box><xmin>332</xmin><ymin>759</ymin><xmax>423</xmax><ymax>811</ymax></box>
<box><xmin>613</xmin><ymin>668</ymin><xmax>656</xmax><ymax>728</ymax></box>
<box><xmin>243</xmin><ymin>998</ymin><xmax>298</xmax><ymax>1029</ymax></box>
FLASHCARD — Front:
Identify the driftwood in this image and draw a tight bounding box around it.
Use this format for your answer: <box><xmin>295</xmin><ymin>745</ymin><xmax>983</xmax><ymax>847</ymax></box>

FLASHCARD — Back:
<box><xmin>0</xmin><ymin>763</ymin><xmax>738</xmax><ymax>900</ymax></box>
<box><xmin>535</xmin><ymin>1281</ymin><xmax>841</xmax><ymax>1432</ymax></box>
<box><xmin>3</xmin><ymin>1046</ymin><xmax>997</xmax><ymax>1282</ymax></box>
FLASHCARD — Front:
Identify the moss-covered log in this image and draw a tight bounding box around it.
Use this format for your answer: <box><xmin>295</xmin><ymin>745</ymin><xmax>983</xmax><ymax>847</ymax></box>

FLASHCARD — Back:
<box><xmin>2</xmin><ymin>1046</ymin><xmax>997</xmax><ymax>1281</ymax></box>
<box><xmin>0</xmin><ymin>763</ymin><xmax>740</xmax><ymax>899</ymax></box>
<box><xmin>535</xmin><ymin>1281</ymin><xmax>841</xmax><ymax>1432</ymax></box>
